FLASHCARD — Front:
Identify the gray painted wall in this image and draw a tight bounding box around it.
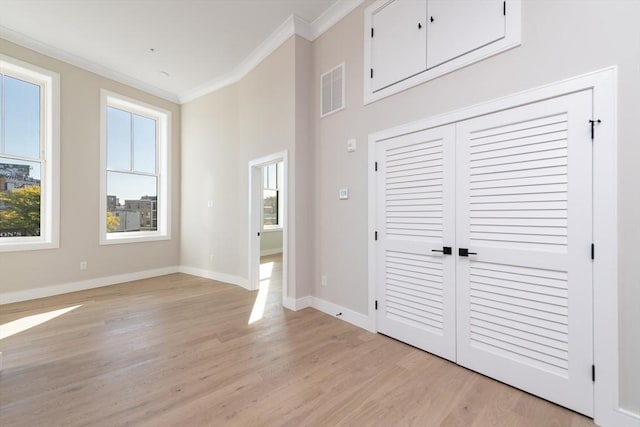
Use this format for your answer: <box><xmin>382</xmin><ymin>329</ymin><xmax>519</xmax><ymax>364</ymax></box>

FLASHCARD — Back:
<box><xmin>0</xmin><ymin>38</ymin><xmax>181</xmax><ymax>295</ymax></box>
<box><xmin>311</xmin><ymin>0</ymin><xmax>639</xmax><ymax>413</ymax></box>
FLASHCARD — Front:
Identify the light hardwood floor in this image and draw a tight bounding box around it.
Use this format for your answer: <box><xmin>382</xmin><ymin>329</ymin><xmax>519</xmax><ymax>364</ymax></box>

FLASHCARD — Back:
<box><xmin>0</xmin><ymin>255</ymin><xmax>594</xmax><ymax>426</ymax></box>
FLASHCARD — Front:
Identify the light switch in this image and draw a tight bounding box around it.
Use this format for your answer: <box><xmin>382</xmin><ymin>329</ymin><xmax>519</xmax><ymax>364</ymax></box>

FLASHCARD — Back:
<box><xmin>347</xmin><ymin>138</ymin><xmax>357</xmax><ymax>152</ymax></box>
<box><xmin>339</xmin><ymin>188</ymin><xmax>349</xmax><ymax>200</ymax></box>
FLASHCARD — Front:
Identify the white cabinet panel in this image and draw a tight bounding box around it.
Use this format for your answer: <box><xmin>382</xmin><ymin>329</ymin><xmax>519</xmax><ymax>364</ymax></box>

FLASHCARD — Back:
<box><xmin>372</xmin><ymin>89</ymin><xmax>596</xmax><ymax>417</ymax></box>
<box><xmin>375</xmin><ymin>124</ymin><xmax>457</xmax><ymax>361</ymax></box>
<box><xmin>370</xmin><ymin>0</ymin><xmax>427</xmax><ymax>92</ymax></box>
<box><xmin>427</xmin><ymin>0</ymin><xmax>505</xmax><ymax>69</ymax></box>
<box><xmin>364</xmin><ymin>0</ymin><xmax>521</xmax><ymax>104</ymax></box>
<box><xmin>455</xmin><ymin>90</ymin><xmax>594</xmax><ymax>416</ymax></box>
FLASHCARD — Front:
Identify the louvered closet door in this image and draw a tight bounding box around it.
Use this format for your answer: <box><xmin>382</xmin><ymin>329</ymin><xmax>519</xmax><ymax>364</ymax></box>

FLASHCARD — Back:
<box><xmin>375</xmin><ymin>124</ymin><xmax>456</xmax><ymax>361</ymax></box>
<box><xmin>455</xmin><ymin>90</ymin><xmax>594</xmax><ymax>416</ymax></box>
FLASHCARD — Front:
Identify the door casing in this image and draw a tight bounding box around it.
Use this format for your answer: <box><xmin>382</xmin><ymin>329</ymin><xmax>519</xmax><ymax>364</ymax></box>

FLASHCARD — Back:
<box><xmin>368</xmin><ymin>67</ymin><xmax>624</xmax><ymax>426</ymax></box>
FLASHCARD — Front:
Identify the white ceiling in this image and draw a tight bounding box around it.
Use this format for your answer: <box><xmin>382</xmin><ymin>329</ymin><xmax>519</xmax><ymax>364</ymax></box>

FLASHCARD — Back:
<box><xmin>0</xmin><ymin>0</ymin><xmax>359</xmax><ymax>103</ymax></box>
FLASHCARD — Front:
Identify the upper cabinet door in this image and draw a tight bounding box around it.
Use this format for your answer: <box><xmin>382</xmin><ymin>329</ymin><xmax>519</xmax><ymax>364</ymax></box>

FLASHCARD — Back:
<box><xmin>371</xmin><ymin>0</ymin><xmax>427</xmax><ymax>92</ymax></box>
<box><xmin>427</xmin><ymin>0</ymin><xmax>505</xmax><ymax>69</ymax></box>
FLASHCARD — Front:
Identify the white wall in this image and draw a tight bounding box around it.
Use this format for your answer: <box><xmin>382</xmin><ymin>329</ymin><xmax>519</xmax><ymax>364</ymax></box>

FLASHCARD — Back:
<box><xmin>260</xmin><ymin>230</ymin><xmax>282</xmax><ymax>255</ymax></box>
<box><xmin>311</xmin><ymin>0</ymin><xmax>640</xmax><ymax>414</ymax></box>
<box><xmin>180</xmin><ymin>37</ymin><xmax>314</xmax><ymax>298</ymax></box>
<box><xmin>0</xmin><ymin>38</ymin><xmax>181</xmax><ymax>298</ymax></box>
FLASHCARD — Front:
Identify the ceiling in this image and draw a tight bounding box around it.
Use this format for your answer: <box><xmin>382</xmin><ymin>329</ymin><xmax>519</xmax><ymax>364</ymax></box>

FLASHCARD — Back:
<box><xmin>0</xmin><ymin>0</ymin><xmax>357</xmax><ymax>103</ymax></box>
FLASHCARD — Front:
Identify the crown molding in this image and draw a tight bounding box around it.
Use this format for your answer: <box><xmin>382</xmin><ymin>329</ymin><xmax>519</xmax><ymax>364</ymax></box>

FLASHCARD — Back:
<box><xmin>179</xmin><ymin>13</ymin><xmax>300</xmax><ymax>103</ymax></box>
<box><xmin>178</xmin><ymin>0</ymin><xmax>365</xmax><ymax>103</ymax></box>
<box><xmin>0</xmin><ymin>0</ymin><xmax>365</xmax><ymax>105</ymax></box>
<box><xmin>0</xmin><ymin>25</ymin><xmax>180</xmax><ymax>104</ymax></box>
<box><xmin>310</xmin><ymin>0</ymin><xmax>365</xmax><ymax>40</ymax></box>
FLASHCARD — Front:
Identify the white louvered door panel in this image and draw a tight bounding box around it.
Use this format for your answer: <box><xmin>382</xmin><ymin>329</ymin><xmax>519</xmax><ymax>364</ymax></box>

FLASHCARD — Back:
<box><xmin>375</xmin><ymin>124</ymin><xmax>456</xmax><ymax>361</ymax></box>
<box><xmin>455</xmin><ymin>90</ymin><xmax>594</xmax><ymax>416</ymax></box>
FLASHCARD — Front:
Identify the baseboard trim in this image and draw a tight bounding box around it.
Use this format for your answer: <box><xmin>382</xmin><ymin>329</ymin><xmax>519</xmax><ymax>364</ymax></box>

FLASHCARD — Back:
<box><xmin>260</xmin><ymin>248</ymin><xmax>283</xmax><ymax>256</ymax></box>
<box><xmin>605</xmin><ymin>407</ymin><xmax>640</xmax><ymax>427</ymax></box>
<box><xmin>1</xmin><ymin>266</ymin><xmax>180</xmax><ymax>305</ymax></box>
<box><xmin>283</xmin><ymin>295</ymin><xmax>312</xmax><ymax>311</ymax></box>
<box><xmin>178</xmin><ymin>265</ymin><xmax>250</xmax><ymax>290</ymax></box>
<box><xmin>311</xmin><ymin>297</ymin><xmax>372</xmax><ymax>331</ymax></box>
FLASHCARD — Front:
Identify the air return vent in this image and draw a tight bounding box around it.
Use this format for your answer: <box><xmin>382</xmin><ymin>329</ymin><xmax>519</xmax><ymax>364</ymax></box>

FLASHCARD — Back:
<box><xmin>320</xmin><ymin>62</ymin><xmax>345</xmax><ymax>118</ymax></box>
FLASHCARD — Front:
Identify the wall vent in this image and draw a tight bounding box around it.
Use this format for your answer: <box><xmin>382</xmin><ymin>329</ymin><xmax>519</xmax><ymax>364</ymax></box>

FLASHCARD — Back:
<box><xmin>320</xmin><ymin>62</ymin><xmax>345</xmax><ymax>118</ymax></box>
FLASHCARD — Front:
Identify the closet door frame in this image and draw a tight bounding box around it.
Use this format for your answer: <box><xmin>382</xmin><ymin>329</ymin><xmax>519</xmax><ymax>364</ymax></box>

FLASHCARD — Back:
<box><xmin>367</xmin><ymin>67</ymin><xmax>621</xmax><ymax>427</ymax></box>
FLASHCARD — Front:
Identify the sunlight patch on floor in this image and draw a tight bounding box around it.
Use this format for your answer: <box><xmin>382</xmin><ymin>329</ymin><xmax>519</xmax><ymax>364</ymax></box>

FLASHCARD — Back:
<box><xmin>0</xmin><ymin>305</ymin><xmax>82</xmax><ymax>340</ymax></box>
<box><xmin>248</xmin><ymin>279</ymin><xmax>270</xmax><ymax>324</ymax></box>
<box><xmin>260</xmin><ymin>261</ymin><xmax>274</xmax><ymax>280</ymax></box>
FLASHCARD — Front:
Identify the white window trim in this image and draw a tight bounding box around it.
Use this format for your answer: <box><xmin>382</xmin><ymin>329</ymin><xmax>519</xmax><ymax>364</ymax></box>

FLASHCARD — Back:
<box><xmin>99</xmin><ymin>90</ymin><xmax>171</xmax><ymax>245</ymax></box>
<box><xmin>0</xmin><ymin>54</ymin><xmax>60</xmax><ymax>253</ymax></box>
<box><xmin>262</xmin><ymin>161</ymin><xmax>283</xmax><ymax>231</ymax></box>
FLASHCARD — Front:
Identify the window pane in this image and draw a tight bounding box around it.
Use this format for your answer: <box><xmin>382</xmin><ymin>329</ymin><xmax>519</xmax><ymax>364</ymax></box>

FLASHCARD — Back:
<box><xmin>0</xmin><ymin>158</ymin><xmax>41</xmax><ymax>237</ymax></box>
<box><xmin>264</xmin><ymin>163</ymin><xmax>277</xmax><ymax>190</ymax></box>
<box><xmin>106</xmin><ymin>171</ymin><xmax>157</xmax><ymax>233</ymax></box>
<box><xmin>3</xmin><ymin>75</ymin><xmax>40</xmax><ymax>159</ymax></box>
<box><xmin>133</xmin><ymin>114</ymin><xmax>156</xmax><ymax>174</ymax></box>
<box><xmin>263</xmin><ymin>189</ymin><xmax>278</xmax><ymax>226</ymax></box>
<box><xmin>107</xmin><ymin>107</ymin><xmax>131</xmax><ymax>170</ymax></box>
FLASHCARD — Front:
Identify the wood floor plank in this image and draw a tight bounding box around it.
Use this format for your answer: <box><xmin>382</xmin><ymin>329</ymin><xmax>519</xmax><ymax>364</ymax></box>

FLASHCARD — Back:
<box><xmin>0</xmin><ymin>255</ymin><xmax>595</xmax><ymax>426</ymax></box>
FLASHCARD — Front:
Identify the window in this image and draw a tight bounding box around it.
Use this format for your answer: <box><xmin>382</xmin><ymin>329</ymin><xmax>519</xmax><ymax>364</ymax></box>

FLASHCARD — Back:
<box><xmin>0</xmin><ymin>55</ymin><xmax>59</xmax><ymax>252</ymax></box>
<box><xmin>100</xmin><ymin>91</ymin><xmax>170</xmax><ymax>244</ymax></box>
<box><xmin>262</xmin><ymin>162</ymin><xmax>282</xmax><ymax>230</ymax></box>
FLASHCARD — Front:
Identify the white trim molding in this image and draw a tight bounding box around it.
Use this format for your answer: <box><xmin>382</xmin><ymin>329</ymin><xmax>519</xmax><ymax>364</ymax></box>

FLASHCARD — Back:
<box><xmin>179</xmin><ymin>1</ymin><xmax>364</xmax><ymax>103</ymax></box>
<box><xmin>0</xmin><ymin>25</ymin><xmax>179</xmax><ymax>103</ymax></box>
<box><xmin>283</xmin><ymin>295</ymin><xmax>313</xmax><ymax>311</ymax></box>
<box><xmin>368</xmin><ymin>67</ymin><xmax>623</xmax><ymax>427</ymax></box>
<box><xmin>0</xmin><ymin>0</ymin><xmax>364</xmax><ymax>105</ymax></box>
<box><xmin>311</xmin><ymin>297</ymin><xmax>372</xmax><ymax>332</ymax></box>
<box><xmin>283</xmin><ymin>295</ymin><xmax>372</xmax><ymax>332</ymax></box>
<box><xmin>178</xmin><ymin>266</ymin><xmax>250</xmax><ymax>290</ymax></box>
<box><xmin>0</xmin><ymin>54</ymin><xmax>60</xmax><ymax>253</ymax></box>
<box><xmin>248</xmin><ymin>151</ymin><xmax>289</xmax><ymax>306</ymax></box>
<box><xmin>0</xmin><ymin>266</ymin><xmax>180</xmax><ymax>305</ymax></box>
<box><xmin>261</xmin><ymin>248</ymin><xmax>283</xmax><ymax>257</ymax></box>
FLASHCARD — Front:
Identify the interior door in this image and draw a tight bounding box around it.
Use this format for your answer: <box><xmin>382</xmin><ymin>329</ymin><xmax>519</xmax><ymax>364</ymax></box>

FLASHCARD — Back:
<box><xmin>375</xmin><ymin>124</ymin><xmax>456</xmax><ymax>361</ymax></box>
<box><xmin>426</xmin><ymin>0</ymin><xmax>505</xmax><ymax>69</ymax></box>
<box><xmin>371</xmin><ymin>0</ymin><xmax>427</xmax><ymax>92</ymax></box>
<box><xmin>455</xmin><ymin>90</ymin><xmax>594</xmax><ymax>416</ymax></box>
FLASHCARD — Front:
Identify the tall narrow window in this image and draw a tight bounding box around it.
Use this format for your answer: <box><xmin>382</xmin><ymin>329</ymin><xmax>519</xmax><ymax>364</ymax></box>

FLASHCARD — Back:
<box><xmin>100</xmin><ymin>91</ymin><xmax>170</xmax><ymax>244</ymax></box>
<box><xmin>0</xmin><ymin>55</ymin><xmax>59</xmax><ymax>252</ymax></box>
<box><xmin>263</xmin><ymin>162</ymin><xmax>282</xmax><ymax>229</ymax></box>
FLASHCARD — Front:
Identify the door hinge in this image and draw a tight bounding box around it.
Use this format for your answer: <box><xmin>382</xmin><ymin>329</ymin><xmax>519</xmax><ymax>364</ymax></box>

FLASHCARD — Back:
<box><xmin>375</xmin><ymin>231</ymin><xmax>378</xmax><ymax>241</ymax></box>
<box><xmin>371</xmin><ymin>27</ymin><xmax>374</xmax><ymax>37</ymax></box>
<box><xmin>370</xmin><ymin>68</ymin><xmax>374</xmax><ymax>79</ymax></box>
<box><xmin>375</xmin><ymin>300</ymin><xmax>378</xmax><ymax>310</ymax></box>
<box><xmin>375</xmin><ymin>161</ymin><xmax>378</xmax><ymax>171</ymax></box>
<box><xmin>589</xmin><ymin>119</ymin><xmax>601</xmax><ymax>140</ymax></box>
<box><xmin>592</xmin><ymin>365</ymin><xmax>596</xmax><ymax>382</ymax></box>
<box><xmin>591</xmin><ymin>243</ymin><xmax>595</xmax><ymax>260</ymax></box>
<box><xmin>503</xmin><ymin>1</ymin><xmax>506</xmax><ymax>16</ymax></box>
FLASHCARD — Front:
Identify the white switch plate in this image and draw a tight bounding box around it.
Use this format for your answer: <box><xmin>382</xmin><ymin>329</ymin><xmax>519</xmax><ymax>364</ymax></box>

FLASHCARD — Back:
<box><xmin>80</xmin><ymin>261</ymin><xmax>88</xmax><ymax>270</ymax></box>
<box><xmin>321</xmin><ymin>275</ymin><xmax>327</xmax><ymax>287</ymax></box>
<box><xmin>347</xmin><ymin>138</ymin><xmax>356</xmax><ymax>152</ymax></box>
<box><xmin>207</xmin><ymin>200</ymin><xmax>213</xmax><ymax>208</ymax></box>
<box><xmin>339</xmin><ymin>188</ymin><xmax>349</xmax><ymax>200</ymax></box>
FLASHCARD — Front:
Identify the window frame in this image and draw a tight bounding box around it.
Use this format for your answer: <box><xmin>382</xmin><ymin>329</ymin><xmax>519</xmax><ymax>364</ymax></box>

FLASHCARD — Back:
<box><xmin>99</xmin><ymin>90</ymin><xmax>171</xmax><ymax>245</ymax></box>
<box><xmin>0</xmin><ymin>54</ymin><xmax>60</xmax><ymax>253</ymax></box>
<box><xmin>262</xmin><ymin>162</ymin><xmax>282</xmax><ymax>232</ymax></box>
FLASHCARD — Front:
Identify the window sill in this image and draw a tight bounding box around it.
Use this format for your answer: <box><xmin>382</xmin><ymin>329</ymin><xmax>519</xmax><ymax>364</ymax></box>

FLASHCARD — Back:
<box><xmin>0</xmin><ymin>239</ymin><xmax>59</xmax><ymax>253</ymax></box>
<box><xmin>262</xmin><ymin>226</ymin><xmax>283</xmax><ymax>233</ymax></box>
<box><xmin>101</xmin><ymin>232</ymin><xmax>170</xmax><ymax>245</ymax></box>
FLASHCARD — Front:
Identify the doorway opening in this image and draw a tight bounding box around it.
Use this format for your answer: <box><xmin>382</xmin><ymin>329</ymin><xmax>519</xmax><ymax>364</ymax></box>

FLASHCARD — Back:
<box><xmin>248</xmin><ymin>151</ymin><xmax>288</xmax><ymax>314</ymax></box>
